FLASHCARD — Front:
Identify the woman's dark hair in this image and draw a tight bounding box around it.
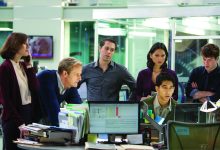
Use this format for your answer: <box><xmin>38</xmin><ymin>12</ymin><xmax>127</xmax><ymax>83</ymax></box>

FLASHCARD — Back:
<box><xmin>0</xmin><ymin>32</ymin><xmax>28</xmax><ymax>59</ymax></box>
<box><xmin>147</xmin><ymin>42</ymin><xmax>168</xmax><ymax>70</ymax></box>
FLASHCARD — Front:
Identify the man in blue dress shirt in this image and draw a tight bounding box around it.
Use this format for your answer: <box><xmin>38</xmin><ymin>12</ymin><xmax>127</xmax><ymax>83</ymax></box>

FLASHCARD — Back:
<box><xmin>78</xmin><ymin>38</ymin><xmax>136</xmax><ymax>101</ymax></box>
<box><xmin>37</xmin><ymin>57</ymin><xmax>82</xmax><ymax>126</ymax></box>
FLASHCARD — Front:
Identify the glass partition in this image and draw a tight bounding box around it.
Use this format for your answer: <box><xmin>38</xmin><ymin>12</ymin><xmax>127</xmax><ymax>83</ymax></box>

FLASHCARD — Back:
<box><xmin>0</xmin><ymin>22</ymin><xmax>13</xmax><ymax>63</ymax></box>
<box><xmin>67</xmin><ymin>16</ymin><xmax>220</xmax><ymax>79</ymax></box>
<box><xmin>95</xmin><ymin>19</ymin><xmax>171</xmax><ymax>78</ymax></box>
<box><xmin>66</xmin><ymin>22</ymin><xmax>94</xmax><ymax>65</ymax></box>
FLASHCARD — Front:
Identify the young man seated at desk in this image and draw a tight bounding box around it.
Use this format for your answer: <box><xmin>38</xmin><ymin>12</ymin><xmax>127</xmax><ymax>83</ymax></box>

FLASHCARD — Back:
<box><xmin>141</xmin><ymin>72</ymin><xmax>177</xmax><ymax>124</ymax></box>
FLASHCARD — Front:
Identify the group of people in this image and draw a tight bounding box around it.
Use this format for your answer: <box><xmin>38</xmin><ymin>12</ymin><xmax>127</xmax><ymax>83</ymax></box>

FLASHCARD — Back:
<box><xmin>0</xmin><ymin>32</ymin><xmax>219</xmax><ymax>149</ymax></box>
<box><xmin>0</xmin><ymin>33</ymin><xmax>83</xmax><ymax>149</ymax></box>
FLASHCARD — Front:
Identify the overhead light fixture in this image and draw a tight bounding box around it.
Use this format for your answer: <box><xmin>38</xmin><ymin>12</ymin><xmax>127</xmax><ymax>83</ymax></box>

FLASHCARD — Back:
<box><xmin>97</xmin><ymin>22</ymin><xmax>110</xmax><ymax>28</ymax></box>
<box><xmin>208</xmin><ymin>39</ymin><xmax>214</xmax><ymax>43</ymax></box>
<box><xmin>182</xmin><ymin>17</ymin><xmax>211</xmax><ymax>29</ymax></box>
<box><xmin>175</xmin><ymin>40</ymin><xmax>182</xmax><ymax>43</ymax></box>
<box><xmin>184</xmin><ymin>27</ymin><xmax>205</xmax><ymax>35</ymax></box>
<box><xmin>129</xmin><ymin>31</ymin><xmax>156</xmax><ymax>37</ymax></box>
<box><xmin>0</xmin><ymin>28</ymin><xmax>13</xmax><ymax>31</ymax></box>
<box><xmin>98</xmin><ymin>28</ymin><xmax>126</xmax><ymax>36</ymax></box>
<box><xmin>143</xmin><ymin>18</ymin><xmax>170</xmax><ymax>30</ymax></box>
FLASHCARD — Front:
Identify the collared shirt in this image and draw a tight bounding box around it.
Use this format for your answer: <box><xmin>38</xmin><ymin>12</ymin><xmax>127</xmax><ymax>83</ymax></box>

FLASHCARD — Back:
<box><xmin>153</xmin><ymin>94</ymin><xmax>172</xmax><ymax>118</ymax></box>
<box><xmin>56</xmin><ymin>72</ymin><xmax>66</xmax><ymax>95</ymax></box>
<box><xmin>79</xmin><ymin>60</ymin><xmax>136</xmax><ymax>101</ymax></box>
<box><xmin>186</xmin><ymin>66</ymin><xmax>220</xmax><ymax>102</ymax></box>
<box><xmin>11</xmin><ymin>60</ymin><xmax>31</xmax><ymax>105</ymax></box>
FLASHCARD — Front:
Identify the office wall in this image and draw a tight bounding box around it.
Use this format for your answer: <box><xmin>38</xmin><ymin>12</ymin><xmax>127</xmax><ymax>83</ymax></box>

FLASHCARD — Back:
<box><xmin>13</xmin><ymin>0</ymin><xmax>66</xmax><ymax>70</ymax></box>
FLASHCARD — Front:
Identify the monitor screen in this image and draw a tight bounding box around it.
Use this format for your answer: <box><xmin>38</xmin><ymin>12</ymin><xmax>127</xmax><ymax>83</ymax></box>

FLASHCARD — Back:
<box><xmin>174</xmin><ymin>103</ymin><xmax>206</xmax><ymax>123</ymax></box>
<box><xmin>28</xmin><ymin>35</ymin><xmax>53</xmax><ymax>59</ymax></box>
<box><xmin>88</xmin><ymin>101</ymin><xmax>140</xmax><ymax>134</ymax></box>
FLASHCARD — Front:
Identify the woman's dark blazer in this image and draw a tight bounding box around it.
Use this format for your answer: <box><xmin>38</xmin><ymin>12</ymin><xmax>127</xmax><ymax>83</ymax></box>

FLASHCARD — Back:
<box><xmin>0</xmin><ymin>59</ymin><xmax>41</xmax><ymax>127</ymax></box>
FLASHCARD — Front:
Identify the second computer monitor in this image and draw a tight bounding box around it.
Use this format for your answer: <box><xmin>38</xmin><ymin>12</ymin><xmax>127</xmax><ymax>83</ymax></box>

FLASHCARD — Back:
<box><xmin>174</xmin><ymin>103</ymin><xmax>206</xmax><ymax>123</ymax></box>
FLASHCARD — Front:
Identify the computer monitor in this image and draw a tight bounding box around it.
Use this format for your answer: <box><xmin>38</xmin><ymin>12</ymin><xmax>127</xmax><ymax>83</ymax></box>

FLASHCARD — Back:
<box><xmin>28</xmin><ymin>35</ymin><xmax>53</xmax><ymax>59</ymax></box>
<box><xmin>174</xmin><ymin>103</ymin><xmax>206</xmax><ymax>123</ymax></box>
<box><xmin>88</xmin><ymin>101</ymin><xmax>140</xmax><ymax>134</ymax></box>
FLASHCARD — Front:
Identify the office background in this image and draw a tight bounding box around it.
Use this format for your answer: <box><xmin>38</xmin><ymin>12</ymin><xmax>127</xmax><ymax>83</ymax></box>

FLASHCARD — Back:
<box><xmin>1</xmin><ymin>0</ymin><xmax>220</xmax><ymax>103</ymax></box>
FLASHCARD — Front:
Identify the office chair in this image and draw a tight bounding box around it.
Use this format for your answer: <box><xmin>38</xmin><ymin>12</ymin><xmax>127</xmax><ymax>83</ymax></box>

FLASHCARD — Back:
<box><xmin>167</xmin><ymin>121</ymin><xmax>220</xmax><ymax>150</ymax></box>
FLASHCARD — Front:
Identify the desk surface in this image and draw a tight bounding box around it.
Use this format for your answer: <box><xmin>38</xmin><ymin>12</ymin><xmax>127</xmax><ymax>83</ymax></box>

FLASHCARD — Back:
<box><xmin>18</xmin><ymin>144</ymin><xmax>125</xmax><ymax>150</ymax></box>
<box><xmin>18</xmin><ymin>144</ymin><xmax>154</xmax><ymax>150</ymax></box>
<box><xmin>17</xmin><ymin>144</ymin><xmax>84</xmax><ymax>150</ymax></box>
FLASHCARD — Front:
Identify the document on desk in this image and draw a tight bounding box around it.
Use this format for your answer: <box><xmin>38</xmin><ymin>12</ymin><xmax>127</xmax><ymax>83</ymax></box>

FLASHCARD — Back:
<box><xmin>85</xmin><ymin>142</ymin><xmax>116</xmax><ymax>150</ymax></box>
<box><xmin>14</xmin><ymin>138</ymin><xmax>43</xmax><ymax>146</ymax></box>
<box><xmin>127</xmin><ymin>134</ymin><xmax>143</xmax><ymax>144</ymax></box>
<box><xmin>59</xmin><ymin>103</ymin><xmax>90</xmax><ymax>143</ymax></box>
<box><xmin>120</xmin><ymin>144</ymin><xmax>154</xmax><ymax>150</ymax></box>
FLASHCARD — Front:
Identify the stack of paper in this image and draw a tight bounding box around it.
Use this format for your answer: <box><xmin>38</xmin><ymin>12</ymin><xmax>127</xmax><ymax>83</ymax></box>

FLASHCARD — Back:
<box><xmin>58</xmin><ymin>102</ymin><xmax>89</xmax><ymax>143</ymax></box>
<box><xmin>19</xmin><ymin>123</ymin><xmax>77</xmax><ymax>144</ymax></box>
<box><xmin>120</xmin><ymin>144</ymin><xmax>154</xmax><ymax>150</ymax></box>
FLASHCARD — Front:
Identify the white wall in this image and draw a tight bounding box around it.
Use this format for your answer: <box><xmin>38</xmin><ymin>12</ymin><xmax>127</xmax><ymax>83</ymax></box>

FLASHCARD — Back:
<box><xmin>13</xmin><ymin>0</ymin><xmax>67</xmax><ymax>70</ymax></box>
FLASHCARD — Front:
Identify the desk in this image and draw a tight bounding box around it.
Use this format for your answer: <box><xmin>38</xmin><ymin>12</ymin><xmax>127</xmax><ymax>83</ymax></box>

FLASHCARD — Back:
<box><xmin>18</xmin><ymin>144</ymin><xmax>154</xmax><ymax>150</ymax></box>
<box><xmin>17</xmin><ymin>144</ymin><xmax>84</xmax><ymax>150</ymax></box>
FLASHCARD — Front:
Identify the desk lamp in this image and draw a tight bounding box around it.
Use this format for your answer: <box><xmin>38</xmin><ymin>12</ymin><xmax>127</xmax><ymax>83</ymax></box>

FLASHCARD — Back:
<box><xmin>200</xmin><ymin>97</ymin><xmax>218</xmax><ymax>123</ymax></box>
<box><xmin>200</xmin><ymin>98</ymin><xmax>217</xmax><ymax>113</ymax></box>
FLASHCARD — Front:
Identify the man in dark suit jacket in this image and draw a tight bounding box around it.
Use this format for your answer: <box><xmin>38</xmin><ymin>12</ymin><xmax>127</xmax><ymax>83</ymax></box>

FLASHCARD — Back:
<box><xmin>37</xmin><ymin>57</ymin><xmax>82</xmax><ymax>126</ymax></box>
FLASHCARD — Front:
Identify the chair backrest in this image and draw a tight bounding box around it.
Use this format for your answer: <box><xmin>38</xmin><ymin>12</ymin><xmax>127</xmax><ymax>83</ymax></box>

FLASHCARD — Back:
<box><xmin>167</xmin><ymin>121</ymin><xmax>220</xmax><ymax>150</ymax></box>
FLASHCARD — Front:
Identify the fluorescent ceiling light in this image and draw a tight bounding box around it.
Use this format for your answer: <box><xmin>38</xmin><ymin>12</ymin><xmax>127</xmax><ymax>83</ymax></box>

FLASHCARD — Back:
<box><xmin>182</xmin><ymin>17</ymin><xmax>211</xmax><ymax>29</ymax></box>
<box><xmin>0</xmin><ymin>28</ymin><xmax>13</xmax><ymax>31</ymax></box>
<box><xmin>175</xmin><ymin>39</ymin><xmax>182</xmax><ymax>43</ymax></box>
<box><xmin>129</xmin><ymin>31</ymin><xmax>156</xmax><ymax>37</ymax></box>
<box><xmin>208</xmin><ymin>39</ymin><xmax>214</xmax><ymax>43</ymax></box>
<box><xmin>98</xmin><ymin>28</ymin><xmax>126</xmax><ymax>36</ymax></box>
<box><xmin>97</xmin><ymin>22</ymin><xmax>110</xmax><ymax>28</ymax></box>
<box><xmin>128</xmin><ymin>27</ymin><xmax>147</xmax><ymax>30</ymax></box>
<box><xmin>143</xmin><ymin>18</ymin><xmax>170</xmax><ymax>30</ymax></box>
<box><xmin>217</xmin><ymin>18</ymin><xmax>220</xmax><ymax>25</ymax></box>
<box><xmin>184</xmin><ymin>27</ymin><xmax>205</xmax><ymax>35</ymax></box>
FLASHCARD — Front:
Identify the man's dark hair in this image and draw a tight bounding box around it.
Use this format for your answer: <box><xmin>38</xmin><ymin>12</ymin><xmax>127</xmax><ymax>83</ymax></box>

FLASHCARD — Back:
<box><xmin>147</xmin><ymin>42</ymin><xmax>168</xmax><ymax>70</ymax></box>
<box><xmin>155</xmin><ymin>72</ymin><xmax>175</xmax><ymax>87</ymax></box>
<box><xmin>99</xmin><ymin>38</ymin><xmax>117</xmax><ymax>50</ymax></box>
<box><xmin>201</xmin><ymin>43</ymin><xmax>219</xmax><ymax>59</ymax></box>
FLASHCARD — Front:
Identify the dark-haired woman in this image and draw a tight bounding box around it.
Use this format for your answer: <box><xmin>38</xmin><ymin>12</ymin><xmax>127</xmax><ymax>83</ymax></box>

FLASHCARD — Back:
<box><xmin>136</xmin><ymin>42</ymin><xmax>178</xmax><ymax>101</ymax></box>
<box><xmin>0</xmin><ymin>32</ymin><xmax>41</xmax><ymax>149</ymax></box>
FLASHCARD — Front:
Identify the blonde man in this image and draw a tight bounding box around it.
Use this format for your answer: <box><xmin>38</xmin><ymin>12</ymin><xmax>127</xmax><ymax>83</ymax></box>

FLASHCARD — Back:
<box><xmin>37</xmin><ymin>57</ymin><xmax>82</xmax><ymax>126</ymax></box>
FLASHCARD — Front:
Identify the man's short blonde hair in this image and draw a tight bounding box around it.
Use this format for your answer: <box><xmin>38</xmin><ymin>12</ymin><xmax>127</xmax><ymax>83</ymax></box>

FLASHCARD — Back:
<box><xmin>58</xmin><ymin>57</ymin><xmax>82</xmax><ymax>74</ymax></box>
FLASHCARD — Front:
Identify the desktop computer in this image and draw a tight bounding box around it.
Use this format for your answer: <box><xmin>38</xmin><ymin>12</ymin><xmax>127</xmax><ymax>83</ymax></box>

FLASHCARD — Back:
<box><xmin>88</xmin><ymin>101</ymin><xmax>140</xmax><ymax>144</ymax></box>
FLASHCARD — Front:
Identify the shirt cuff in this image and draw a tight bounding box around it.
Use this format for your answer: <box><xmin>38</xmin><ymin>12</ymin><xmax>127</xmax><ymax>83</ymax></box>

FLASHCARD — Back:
<box><xmin>190</xmin><ymin>89</ymin><xmax>199</xmax><ymax>97</ymax></box>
